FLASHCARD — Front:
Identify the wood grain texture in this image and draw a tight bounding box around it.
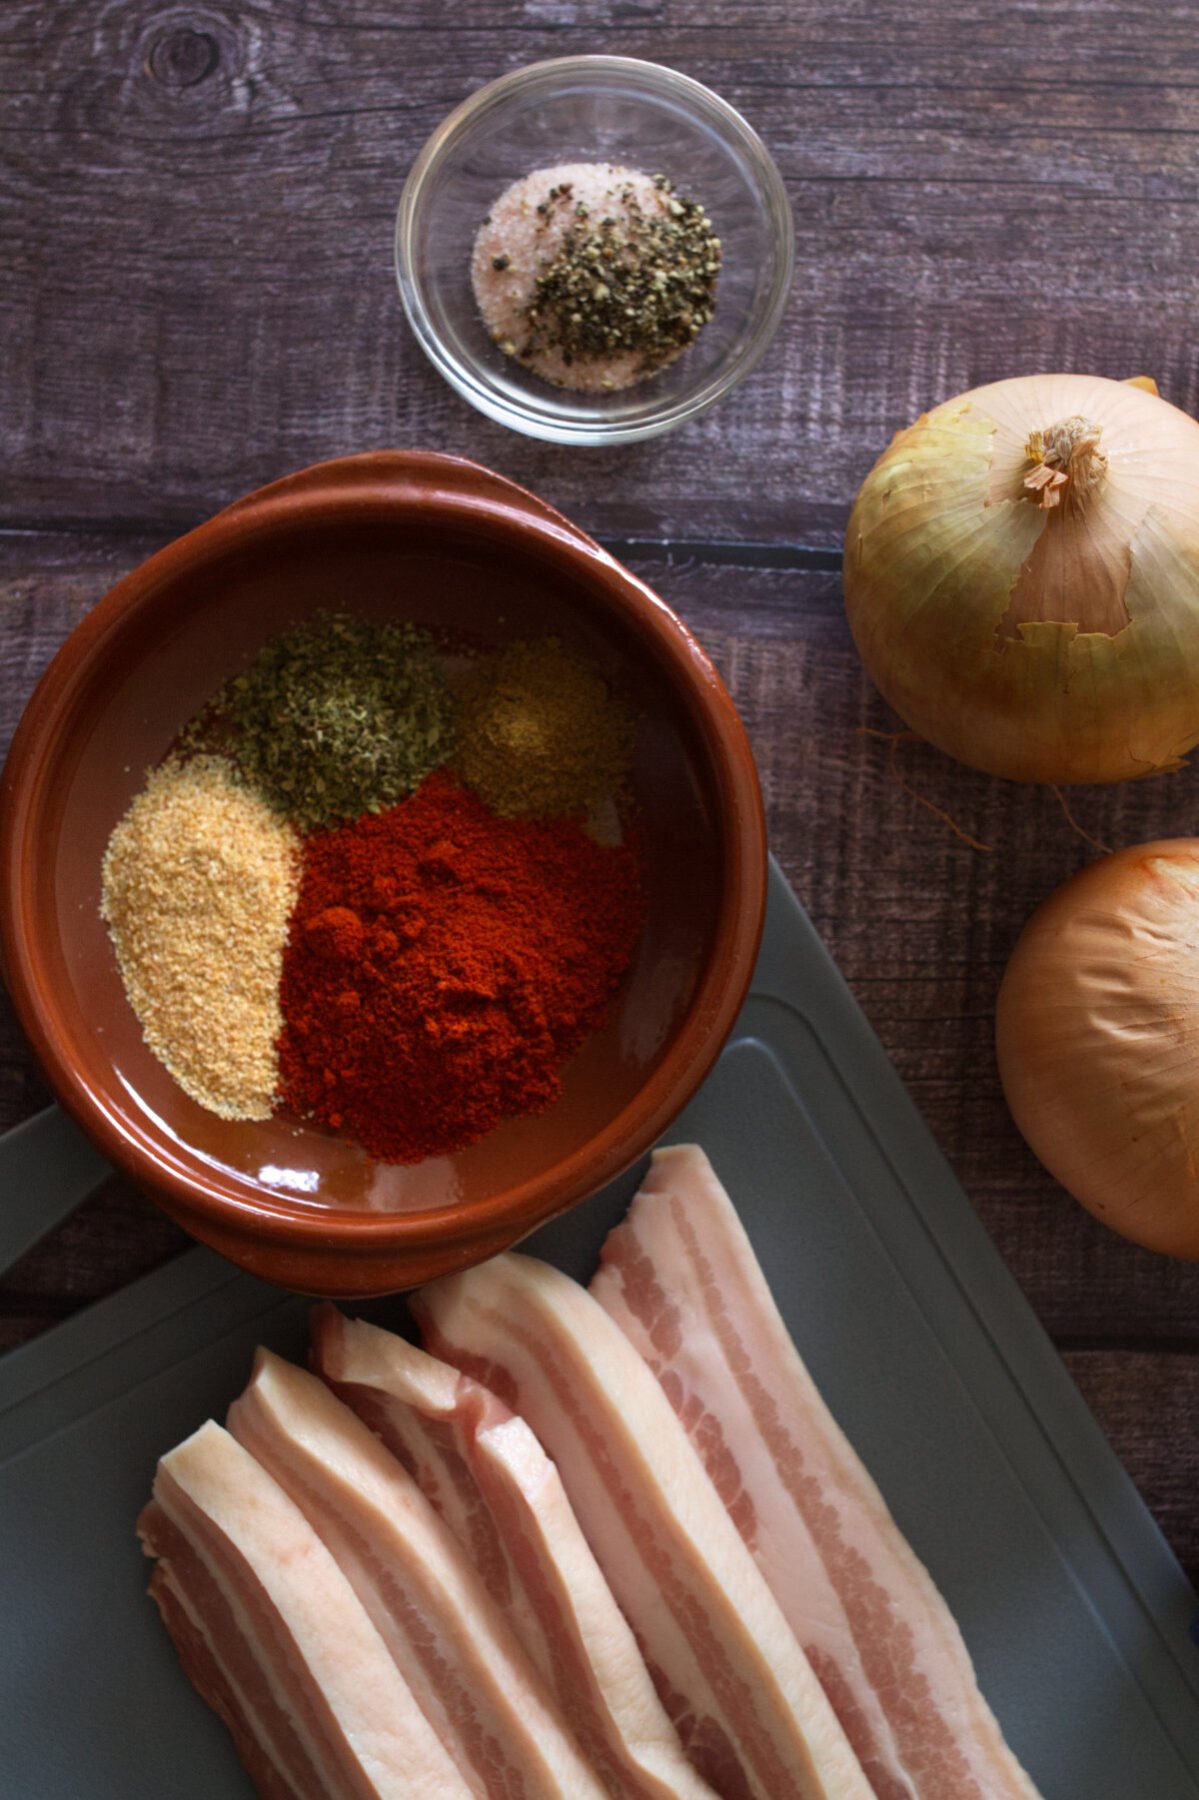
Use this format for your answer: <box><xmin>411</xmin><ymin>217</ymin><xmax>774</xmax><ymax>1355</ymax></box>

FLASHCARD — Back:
<box><xmin>2</xmin><ymin>0</ymin><xmax>1198</xmax><ymax>543</ymax></box>
<box><xmin>3</xmin><ymin>0</ymin><xmax>1197</xmax><ymax>1587</ymax></box>
<box><xmin>1063</xmin><ymin>1348</ymin><xmax>1199</xmax><ymax>1587</ymax></box>
<box><xmin>1</xmin><ymin>535</ymin><xmax>1196</xmax><ymax>1585</ymax></box>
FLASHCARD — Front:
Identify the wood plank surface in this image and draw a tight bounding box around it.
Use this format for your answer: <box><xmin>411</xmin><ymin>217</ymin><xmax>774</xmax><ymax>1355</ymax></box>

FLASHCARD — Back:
<box><xmin>3</xmin><ymin>0</ymin><xmax>1197</xmax><ymax>1606</ymax></box>
<box><xmin>3</xmin><ymin>1</ymin><xmax>1198</xmax><ymax>544</ymax></box>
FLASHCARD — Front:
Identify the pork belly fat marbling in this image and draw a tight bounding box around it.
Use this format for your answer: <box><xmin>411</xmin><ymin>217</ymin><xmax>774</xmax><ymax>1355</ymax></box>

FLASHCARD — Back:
<box><xmin>138</xmin><ymin>1419</ymin><xmax>469</xmax><ymax>1800</ymax></box>
<box><xmin>413</xmin><ymin>1253</ymin><xmax>874</xmax><ymax>1800</ymax></box>
<box><xmin>227</xmin><ymin>1348</ymin><xmax>603</xmax><ymax>1800</ymax></box>
<box><xmin>312</xmin><ymin>1304</ymin><xmax>716</xmax><ymax>1800</ymax></box>
<box><xmin>591</xmin><ymin>1143</ymin><xmax>1044</xmax><ymax>1800</ymax></box>
<box><xmin>311</xmin><ymin>1307</ymin><xmax>541</xmax><ymax>1657</ymax></box>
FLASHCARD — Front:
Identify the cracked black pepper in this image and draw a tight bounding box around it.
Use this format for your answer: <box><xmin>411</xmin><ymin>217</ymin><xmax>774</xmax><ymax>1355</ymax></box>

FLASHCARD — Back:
<box><xmin>471</xmin><ymin>163</ymin><xmax>721</xmax><ymax>392</ymax></box>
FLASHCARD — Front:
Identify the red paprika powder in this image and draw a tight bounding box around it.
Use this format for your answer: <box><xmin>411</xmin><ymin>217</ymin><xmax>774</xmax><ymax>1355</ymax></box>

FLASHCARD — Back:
<box><xmin>276</xmin><ymin>770</ymin><xmax>644</xmax><ymax>1162</ymax></box>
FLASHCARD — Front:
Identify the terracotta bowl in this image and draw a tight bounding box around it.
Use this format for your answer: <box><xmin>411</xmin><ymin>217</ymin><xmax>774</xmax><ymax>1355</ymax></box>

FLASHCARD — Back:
<box><xmin>0</xmin><ymin>453</ymin><xmax>766</xmax><ymax>1295</ymax></box>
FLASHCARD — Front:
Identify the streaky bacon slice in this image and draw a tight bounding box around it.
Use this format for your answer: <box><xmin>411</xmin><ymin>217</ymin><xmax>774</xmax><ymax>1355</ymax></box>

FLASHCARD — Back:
<box><xmin>591</xmin><ymin>1144</ymin><xmax>1044</xmax><ymax>1800</ymax></box>
<box><xmin>414</xmin><ymin>1253</ymin><xmax>874</xmax><ymax>1800</ymax></box>
<box><xmin>138</xmin><ymin>1419</ymin><xmax>468</xmax><ymax>1800</ymax></box>
<box><xmin>141</xmin><ymin>1499</ymin><xmax>323</xmax><ymax>1800</ymax></box>
<box><xmin>227</xmin><ymin>1347</ymin><xmax>605</xmax><ymax>1800</ymax></box>
<box><xmin>312</xmin><ymin>1303</ymin><xmax>717</xmax><ymax>1800</ymax></box>
<box><xmin>311</xmin><ymin>1306</ymin><xmax>540</xmax><ymax>1656</ymax></box>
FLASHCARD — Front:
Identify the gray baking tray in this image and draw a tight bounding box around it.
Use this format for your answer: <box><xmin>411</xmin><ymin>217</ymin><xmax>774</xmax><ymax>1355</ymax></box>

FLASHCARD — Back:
<box><xmin>2</xmin><ymin>860</ymin><xmax>1197</xmax><ymax>1799</ymax></box>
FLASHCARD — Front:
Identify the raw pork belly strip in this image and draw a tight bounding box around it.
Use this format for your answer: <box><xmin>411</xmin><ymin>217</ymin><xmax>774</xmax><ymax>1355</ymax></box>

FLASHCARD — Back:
<box><xmin>312</xmin><ymin>1307</ymin><xmax>541</xmax><ymax>1664</ymax></box>
<box><xmin>415</xmin><ymin>1254</ymin><xmax>873</xmax><ymax>1800</ymax></box>
<box><xmin>138</xmin><ymin>1420</ymin><xmax>468</xmax><ymax>1800</ymax></box>
<box><xmin>142</xmin><ymin>1499</ymin><xmax>346</xmax><ymax>1800</ymax></box>
<box><xmin>591</xmin><ymin>1144</ymin><xmax>1043</xmax><ymax>1800</ymax></box>
<box><xmin>313</xmin><ymin>1304</ymin><xmax>715</xmax><ymax>1800</ymax></box>
<box><xmin>228</xmin><ymin>1348</ymin><xmax>603</xmax><ymax>1800</ymax></box>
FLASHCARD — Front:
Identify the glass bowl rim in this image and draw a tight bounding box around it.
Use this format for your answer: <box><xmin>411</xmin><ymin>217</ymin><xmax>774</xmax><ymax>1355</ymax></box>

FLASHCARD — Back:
<box><xmin>394</xmin><ymin>54</ymin><xmax>796</xmax><ymax>446</ymax></box>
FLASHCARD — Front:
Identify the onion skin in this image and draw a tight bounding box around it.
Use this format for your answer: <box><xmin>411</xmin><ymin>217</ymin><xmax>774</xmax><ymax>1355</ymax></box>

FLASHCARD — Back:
<box><xmin>844</xmin><ymin>373</ymin><xmax>1199</xmax><ymax>784</ymax></box>
<box><xmin>997</xmin><ymin>840</ymin><xmax>1199</xmax><ymax>1259</ymax></box>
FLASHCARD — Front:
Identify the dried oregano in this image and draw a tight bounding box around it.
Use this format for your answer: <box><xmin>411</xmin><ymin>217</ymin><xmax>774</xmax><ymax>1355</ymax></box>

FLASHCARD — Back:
<box><xmin>197</xmin><ymin>613</ymin><xmax>453</xmax><ymax>830</ymax></box>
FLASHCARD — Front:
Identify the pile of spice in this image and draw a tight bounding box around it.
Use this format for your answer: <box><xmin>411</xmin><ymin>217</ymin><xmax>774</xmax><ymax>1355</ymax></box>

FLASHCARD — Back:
<box><xmin>276</xmin><ymin>770</ymin><xmax>643</xmax><ymax>1163</ymax></box>
<box><xmin>101</xmin><ymin>618</ymin><xmax>646</xmax><ymax>1164</ymax></box>
<box><xmin>100</xmin><ymin>757</ymin><xmax>299</xmax><ymax>1120</ymax></box>
<box><xmin>196</xmin><ymin>612</ymin><xmax>453</xmax><ymax>830</ymax></box>
<box><xmin>455</xmin><ymin>637</ymin><xmax>633</xmax><ymax>818</ymax></box>
<box><xmin>471</xmin><ymin>163</ymin><xmax>721</xmax><ymax>392</ymax></box>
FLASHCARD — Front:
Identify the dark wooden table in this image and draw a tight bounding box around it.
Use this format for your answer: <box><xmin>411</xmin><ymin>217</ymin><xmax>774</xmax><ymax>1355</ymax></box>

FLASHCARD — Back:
<box><xmin>2</xmin><ymin>2</ymin><xmax>1196</xmax><ymax>1585</ymax></box>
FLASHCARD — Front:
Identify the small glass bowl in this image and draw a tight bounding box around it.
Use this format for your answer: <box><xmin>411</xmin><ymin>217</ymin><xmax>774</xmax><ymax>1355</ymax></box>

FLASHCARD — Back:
<box><xmin>396</xmin><ymin>56</ymin><xmax>794</xmax><ymax>445</ymax></box>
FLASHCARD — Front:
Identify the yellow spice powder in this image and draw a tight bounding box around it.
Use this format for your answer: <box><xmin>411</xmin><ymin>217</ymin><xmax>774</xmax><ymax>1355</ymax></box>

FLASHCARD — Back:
<box><xmin>455</xmin><ymin>638</ymin><xmax>634</xmax><ymax>818</ymax></box>
<box><xmin>100</xmin><ymin>757</ymin><xmax>299</xmax><ymax>1120</ymax></box>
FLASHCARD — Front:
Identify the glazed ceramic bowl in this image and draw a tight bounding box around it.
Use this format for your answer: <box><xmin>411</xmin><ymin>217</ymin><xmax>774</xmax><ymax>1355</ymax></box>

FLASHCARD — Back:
<box><xmin>396</xmin><ymin>56</ymin><xmax>794</xmax><ymax>443</ymax></box>
<box><xmin>0</xmin><ymin>453</ymin><xmax>766</xmax><ymax>1295</ymax></box>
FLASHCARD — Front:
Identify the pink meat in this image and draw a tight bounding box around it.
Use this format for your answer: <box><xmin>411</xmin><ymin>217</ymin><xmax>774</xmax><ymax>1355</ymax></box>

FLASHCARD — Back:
<box><xmin>138</xmin><ymin>1420</ymin><xmax>468</xmax><ymax>1800</ymax></box>
<box><xmin>313</xmin><ymin>1304</ymin><xmax>716</xmax><ymax>1800</ymax></box>
<box><xmin>311</xmin><ymin>1307</ymin><xmax>535</xmax><ymax>1641</ymax></box>
<box><xmin>228</xmin><ymin>1348</ymin><xmax>604</xmax><ymax>1800</ymax></box>
<box><xmin>142</xmin><ymin>1501</ymin><xmax>318</xmax><ymax>1800</ymax></box>
<box><xmin>414</xmin><ymin>1253</ymin><xmax>874</xmax><ymax>1800</ymax></box>
<box><xmin>590</xmin><ymin>1144</ymin><xmax>1044</xmax><ymax>1800</ymax></box>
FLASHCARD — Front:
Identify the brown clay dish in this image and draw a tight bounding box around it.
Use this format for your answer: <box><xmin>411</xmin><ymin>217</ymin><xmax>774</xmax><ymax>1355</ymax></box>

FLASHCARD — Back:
<box><xmin>0</xmin><ymin>452</ymin><xmax>767</xmax><ymax>1295</ymax></box>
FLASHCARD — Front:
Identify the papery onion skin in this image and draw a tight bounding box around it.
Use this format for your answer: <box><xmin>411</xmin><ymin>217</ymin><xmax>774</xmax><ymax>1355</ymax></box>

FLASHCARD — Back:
<box><xmin>844</xmin><ymin>373</ymin><xmax>1199</xmax><ymax>784</ymax></box>
<box><xmin>997</xmin><ymin>840</ymin><xmax>1199</xmax><ymax>1259</ymax></box>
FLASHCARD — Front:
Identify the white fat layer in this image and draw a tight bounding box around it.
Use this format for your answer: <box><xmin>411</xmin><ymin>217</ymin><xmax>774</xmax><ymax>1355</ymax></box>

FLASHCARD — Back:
<box><xmin>322</xmin><ymin>1310</ymin><xmax>716</xmax><ymax>1800</ymax></box>
<box><xmin>157</xmin><ymin>1421</ymin><xmax>468</xmax><ymax>1799</ymax></box>
<box><xmin>315</xmin><ymin>1310</ymin><xmax>549</xmax><ymax>1681</ymax></box>
<box><xmin>318</xmin><ymin>1307</ymin><xmax>462</xmax><ymax>1411</ymax></box>
<box><xmin>420</xmin><ymin>1255</ymin><xmax>874</xmax><ymax>1800</ymax></box>
<box><xmin>596</xmin><ymin>1142</ymin><xmax>1043</xmax><ymax>1800</ymax></box>
<box><xmin>477</xmin><ymin>1414</ymin><xmax>718</xmax><ymax>1799</ymax></box>
<box><xmin>155</xmin><ymin>1565</ymin><xmax>303</xmax><ymax>1798</ymax></box>
<box><xmin>228</xmin><ymin>1351</ymin><xmax>603</xmax><ymax>1800</ymax></box>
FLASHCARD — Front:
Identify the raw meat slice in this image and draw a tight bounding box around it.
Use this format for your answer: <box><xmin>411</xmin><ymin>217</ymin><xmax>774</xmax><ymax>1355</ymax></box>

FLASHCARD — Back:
<box><xmin>228</xmin><ymin>1348</ymin><xmax>604</xmax><ymax>1800</ymax></box>
<box><xmin>311</xmin><ymin>1307</ymin><xmax>537</xmax><ymax>1646</ymax></box>
<box><xmin>313</xmin><ymin>1304</ymin><xmax>716</xmax><ymax>1800</ymax></box>
<box><xmin>138</xmin><ymin>1420</ymin><xmax>468</xmax><ymax>1800</ymax></box>
<box><xmin>591</xmin><ymin>1143</ymin><xmax>1043</xmax><ymax>1800</ymax></box>
<box><xmin>415</xmin><ymin>1253</ymin><xmax>874</xmax><ymax>1800</ymax></box>
<box><xmin>142</xmin><ymin>1500</ymin><xmax>320</xmax><ymax>1800</ymax></box>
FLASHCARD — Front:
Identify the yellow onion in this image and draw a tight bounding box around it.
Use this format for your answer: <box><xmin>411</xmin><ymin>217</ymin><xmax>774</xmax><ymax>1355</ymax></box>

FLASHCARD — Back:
<box><xmin>844</xmin><ymin>373</ymin><xmax>1199</xmax><ymax>783</ymax></box>
<box><xmin>997</xmin><ymin>840</ymin><xmax>1199</xmax><ymax>1258</ymax></box>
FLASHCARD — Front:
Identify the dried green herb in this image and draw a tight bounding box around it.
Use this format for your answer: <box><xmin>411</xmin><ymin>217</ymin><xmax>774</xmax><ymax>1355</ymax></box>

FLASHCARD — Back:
<box><xmin>522</xmin><ymin>174</ymin><xmax>721</xmax><ymax>376</ymax></box>
<box><xmin>198</xmin><ymin>613</ymin><xmax>453</xmax><ymax>830</ymax></box>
